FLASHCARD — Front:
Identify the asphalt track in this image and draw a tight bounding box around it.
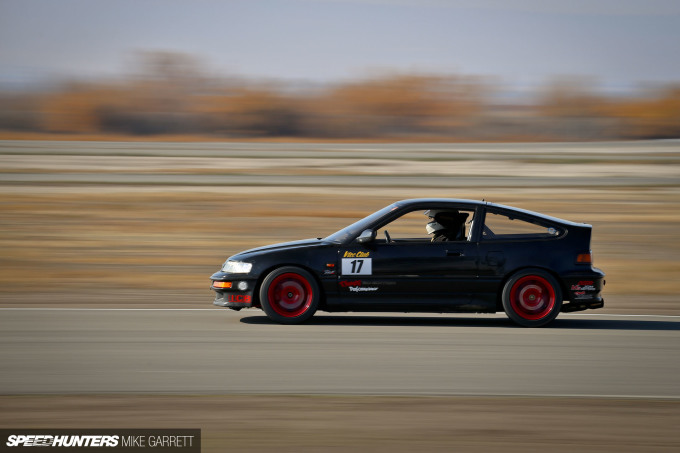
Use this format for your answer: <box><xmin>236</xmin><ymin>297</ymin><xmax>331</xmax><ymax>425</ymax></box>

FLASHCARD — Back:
<box><xmin>1</xmin><ymin>308</ymin><xmax>678</xmax><ymax>398</ymax></box>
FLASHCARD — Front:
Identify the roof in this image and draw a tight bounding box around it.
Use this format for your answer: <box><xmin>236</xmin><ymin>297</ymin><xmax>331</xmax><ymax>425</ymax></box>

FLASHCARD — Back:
<box><xmin>394</xmin><ymin>198</ymin><xmax>589</xmax><ymax>228</ymax></box>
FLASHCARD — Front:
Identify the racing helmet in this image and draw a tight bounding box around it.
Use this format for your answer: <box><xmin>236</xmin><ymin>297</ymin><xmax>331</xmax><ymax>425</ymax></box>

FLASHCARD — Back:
<box><xmin>424</xmin><ymin>209</ymin><xmax>448</xmax><ymax>235</ymax></box>
<box><xmin>426</xmin><ymin>220</ymin><xmax>445</xmax><ymax>235</ymax></box>
<box><xmin>424</xmin><ymin>209</ymin><xmax>464</xmax><ymax>235</ymax></box>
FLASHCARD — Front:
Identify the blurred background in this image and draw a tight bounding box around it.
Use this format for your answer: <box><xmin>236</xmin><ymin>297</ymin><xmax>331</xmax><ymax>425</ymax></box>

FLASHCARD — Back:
<box><xmin>1</xmin><ymin>0</ymin><xmax>678</xmax><ymax>306</ymax></box>
<box><xmin>1</xmin><ymin>0</ymin><xmax>679</xmax><ymax>142</ymax></box>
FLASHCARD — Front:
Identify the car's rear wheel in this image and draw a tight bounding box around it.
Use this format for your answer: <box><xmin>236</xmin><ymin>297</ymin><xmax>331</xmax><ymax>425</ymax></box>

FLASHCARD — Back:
<box><xmin>502</xmin><ymin>269</ymin><xmax>562</xmax><ymax>327</ymax></box>
<box><xmin>259</xmin><ymin>266</ymin><xmax>320</xmax><ymax>324</ymax></box>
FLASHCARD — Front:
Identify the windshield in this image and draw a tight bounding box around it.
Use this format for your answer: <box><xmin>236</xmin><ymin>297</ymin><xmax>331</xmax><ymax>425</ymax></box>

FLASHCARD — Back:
<box><xmin>324</xmin><ymin>204</ymin><xmax>399</xmax><ymax>244</ymax></box>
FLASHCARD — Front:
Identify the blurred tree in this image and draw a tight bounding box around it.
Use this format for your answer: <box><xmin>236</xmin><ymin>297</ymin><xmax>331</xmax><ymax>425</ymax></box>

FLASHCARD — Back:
<box><xmin>1</xmin><ymin>50</ymin><xmax>678</xmax><ymax>140</ymax></box>
<box><xmin>91</xmin><ymin>51</ymin><xmax>206</xmax><ymax>135</ymax></box>
<box><xmin>538</xmin><ymin>77</ymin><xmax>606</xmax><ymax>117</ymax></box>
<box><xmin>0</xmin><ymin>93</ymin><xmax>43</xmax><ymax>131</ymax></box>
<box><xmin>41</xmin><ymin>83</ymin><xmax>116</xmax><ymax>133</ymax></box>
<box><xmin>536</xmin><ymin>77</ymin><xmax>616</xmax><ymax>139</ymax></box>
<box><xmin>305</xmin><ymin>74</ymin><xmax>485</xmax><ymax>138</ymax></box>
<box><xmin>609</xmin><ymin>85</ymin><xmax>680</xmax><ymax>139</ymax></box>
<box><xmin>196</xmin><ymin>86</ymin><xmax>302</xmax><ymax>136</ymax></box>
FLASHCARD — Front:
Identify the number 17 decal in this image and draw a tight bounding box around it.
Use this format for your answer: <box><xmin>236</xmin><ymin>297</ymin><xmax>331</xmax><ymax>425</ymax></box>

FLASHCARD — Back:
<box><xmin>341</xmin><ymin>258</ymin><xmax>372</xmax><ymax>275</ymax></box>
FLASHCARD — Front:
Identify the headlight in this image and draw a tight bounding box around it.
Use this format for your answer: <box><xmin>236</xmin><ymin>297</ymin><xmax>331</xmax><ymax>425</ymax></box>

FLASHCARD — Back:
<box><xmin>222</xmin><ymin>260</ymin><xmax>253</xmax><ymax>274</ymax></box>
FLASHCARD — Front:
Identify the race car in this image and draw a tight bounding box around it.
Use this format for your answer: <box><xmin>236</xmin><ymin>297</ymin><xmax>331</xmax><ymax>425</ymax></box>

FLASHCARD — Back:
<box><xmin>210</xmin><ymin>198</ymin><xmax>605</xmax><ymax>327</ymax></box>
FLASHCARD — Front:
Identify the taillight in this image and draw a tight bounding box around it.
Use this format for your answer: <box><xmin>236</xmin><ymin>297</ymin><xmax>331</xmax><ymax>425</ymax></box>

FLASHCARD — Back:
<box><xmin>576</xmin><ymin>252</ymin><xmax>593</xmax><ymax>264</ymax></box>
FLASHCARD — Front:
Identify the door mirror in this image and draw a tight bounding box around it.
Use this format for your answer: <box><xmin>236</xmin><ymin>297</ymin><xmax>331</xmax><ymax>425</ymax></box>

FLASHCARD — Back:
<box><xmin>356</xmin><ymin>229</ymin><xmax>376</xmax><ymax>244</ymax></box>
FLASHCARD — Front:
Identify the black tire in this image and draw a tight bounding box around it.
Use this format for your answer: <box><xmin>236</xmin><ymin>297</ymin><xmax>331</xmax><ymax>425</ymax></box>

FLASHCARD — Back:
<box><xmin>259</xmin><ymin>266</ymin><xmax>320</xmax><ymax>324</ymax></box>
<box><xmin>502</xmin><ymin>269</ymin><xmax>562</xmax><ymax>327</ymax></box>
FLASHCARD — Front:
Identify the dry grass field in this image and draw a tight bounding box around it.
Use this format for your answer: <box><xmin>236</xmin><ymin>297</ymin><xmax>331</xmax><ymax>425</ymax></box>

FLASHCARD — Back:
<box><xmin>1</xmin><ymin>140</ymin><xmax>680</xmax><ymax>312</ymax></box>
<box><xmin>1</xmin><ymin>188</ymin><xmax>679</xmax><ymax>301</ymax></box>
<box><xmin>1</xmin><ymin>140</ymin><xmax>679</xmax><ymax>313</ymax></box>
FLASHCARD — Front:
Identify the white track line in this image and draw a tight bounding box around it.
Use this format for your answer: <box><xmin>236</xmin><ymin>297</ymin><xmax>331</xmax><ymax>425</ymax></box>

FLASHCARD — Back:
<box><xmin>566</xmin><ymin>313</ymin><xmax>680</xmax><ymax>319</ymax></box>
<box><xmin>0</xmin><ymin>308</ymin><xmax>218</xmax><ymax>311</ymax></box>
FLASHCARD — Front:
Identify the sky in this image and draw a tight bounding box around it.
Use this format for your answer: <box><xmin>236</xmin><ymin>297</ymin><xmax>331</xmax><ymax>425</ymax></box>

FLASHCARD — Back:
<box><xmin>1</xmin><ymin>0</ymin><xmax>680</xmax><ymax>90</ymax></box>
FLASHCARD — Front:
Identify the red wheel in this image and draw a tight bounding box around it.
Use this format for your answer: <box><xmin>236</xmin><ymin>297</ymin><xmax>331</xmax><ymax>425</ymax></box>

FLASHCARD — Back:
<box><xmin>502</xmin><ymin>270</ymin><xmax>562</xmax><ymax>327</ymax></box>
<box><xmin>267</xmin><ymin>273</ymin><xmax>313</xmax><ymax>317</ymax></box>
<box><xmin>260</xmin><ymin>267</ymin><xmax>319</xmax><ymax>324</ymax></box>
<box><xmin>510</xmin><ymin>275</ymin><xmax>555</xmax><ymax>320</ymax></box>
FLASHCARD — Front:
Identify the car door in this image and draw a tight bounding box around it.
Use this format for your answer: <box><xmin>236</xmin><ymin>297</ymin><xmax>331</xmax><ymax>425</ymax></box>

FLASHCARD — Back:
<box><xmin>335</xmin><ymin>208</ymin><xmax>480</xmax><ymax>308</ymax></box>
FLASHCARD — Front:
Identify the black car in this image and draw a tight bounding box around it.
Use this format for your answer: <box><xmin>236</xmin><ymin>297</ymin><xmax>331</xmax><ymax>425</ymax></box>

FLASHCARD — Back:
<box><xmin>210</xmin><ymin>198</ymin><xmax>605</xmax><ymax>327</ymax></box>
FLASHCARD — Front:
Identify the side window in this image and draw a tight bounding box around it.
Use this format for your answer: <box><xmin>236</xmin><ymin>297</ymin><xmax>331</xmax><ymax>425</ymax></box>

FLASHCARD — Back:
<box><xmin>377</xmin><ymin>209</ymin><xmax>476</xmax><ymax>242</ymax></box>
<box><xmin>376</xmin><ymin>211</ymin><xmax>429</xmax><ymax>241</ymax></box>
<box><xmin>483</xmin><ymin>211</ymin><xmax>560</xmax><ymax>240</ymax></box>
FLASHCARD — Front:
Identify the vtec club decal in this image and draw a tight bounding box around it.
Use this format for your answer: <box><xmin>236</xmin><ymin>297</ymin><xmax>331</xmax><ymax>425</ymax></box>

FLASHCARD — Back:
<box><xmin>343</xmin><ymin>251</ymin><xmax>371</xmax><ymax>258</ymax></box>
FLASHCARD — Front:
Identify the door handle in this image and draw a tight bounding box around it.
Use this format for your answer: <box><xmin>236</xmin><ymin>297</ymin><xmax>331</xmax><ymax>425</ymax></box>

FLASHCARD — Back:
<box><xmin>446</xmin><ymin>250</ymin><xmax>464</xmax><ymax>257</ymax></box>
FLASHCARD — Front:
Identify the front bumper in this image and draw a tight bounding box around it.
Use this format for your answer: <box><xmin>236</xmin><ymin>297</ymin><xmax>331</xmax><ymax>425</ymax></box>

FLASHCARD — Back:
<box><xmin>210</xmin><ymin>271</ymin><xmax>257</xmax><ymax>309</ymax></box>
<box><xmin>213</xmin><ymin>290</ymin><xmax>255</xmax><ymax>308</ymax></box>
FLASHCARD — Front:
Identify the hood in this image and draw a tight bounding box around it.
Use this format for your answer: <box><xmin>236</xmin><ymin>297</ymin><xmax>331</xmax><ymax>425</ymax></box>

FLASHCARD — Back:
<box><xmin>232</xmin><ymin>238</ymin><xmax>325</xmax><ymax>259</ymax></box>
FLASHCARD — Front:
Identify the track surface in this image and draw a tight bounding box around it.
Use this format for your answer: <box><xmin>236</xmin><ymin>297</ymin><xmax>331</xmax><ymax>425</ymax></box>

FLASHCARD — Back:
<box><xmin>1</xmin><ymin>308</ymin><xmax>678</xmax><ymax>397</ymax></box>
<box><xmin>3</xmin><ymin>140</ymin><xmax>679</xmax><ymax>189</ymax></box>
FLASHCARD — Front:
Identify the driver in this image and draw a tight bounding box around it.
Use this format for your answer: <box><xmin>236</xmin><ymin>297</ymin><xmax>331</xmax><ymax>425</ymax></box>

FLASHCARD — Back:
<box><xmin>425</xmin><ymin>210</ymin><xmax>469</xmax><ymax>242</ymax></box>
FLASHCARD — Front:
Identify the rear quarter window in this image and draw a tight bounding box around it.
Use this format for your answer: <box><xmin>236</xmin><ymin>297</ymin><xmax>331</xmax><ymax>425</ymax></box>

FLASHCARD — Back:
<box><xmin>483</xmin><ymin>211</ymin><xmax>562</xmax><ymax>240</ymax></box>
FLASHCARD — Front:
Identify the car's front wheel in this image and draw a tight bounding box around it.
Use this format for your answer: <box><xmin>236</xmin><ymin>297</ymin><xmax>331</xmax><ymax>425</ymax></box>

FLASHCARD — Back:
<box><xmin>259</xmin><ymin>266</ymin><xmax>320</xmax><ymax>324</ymax></box>
<box><xmin>502</xmin><ymin>269</ymin><xmax>562</xmax><ymax>327</ymax></box>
